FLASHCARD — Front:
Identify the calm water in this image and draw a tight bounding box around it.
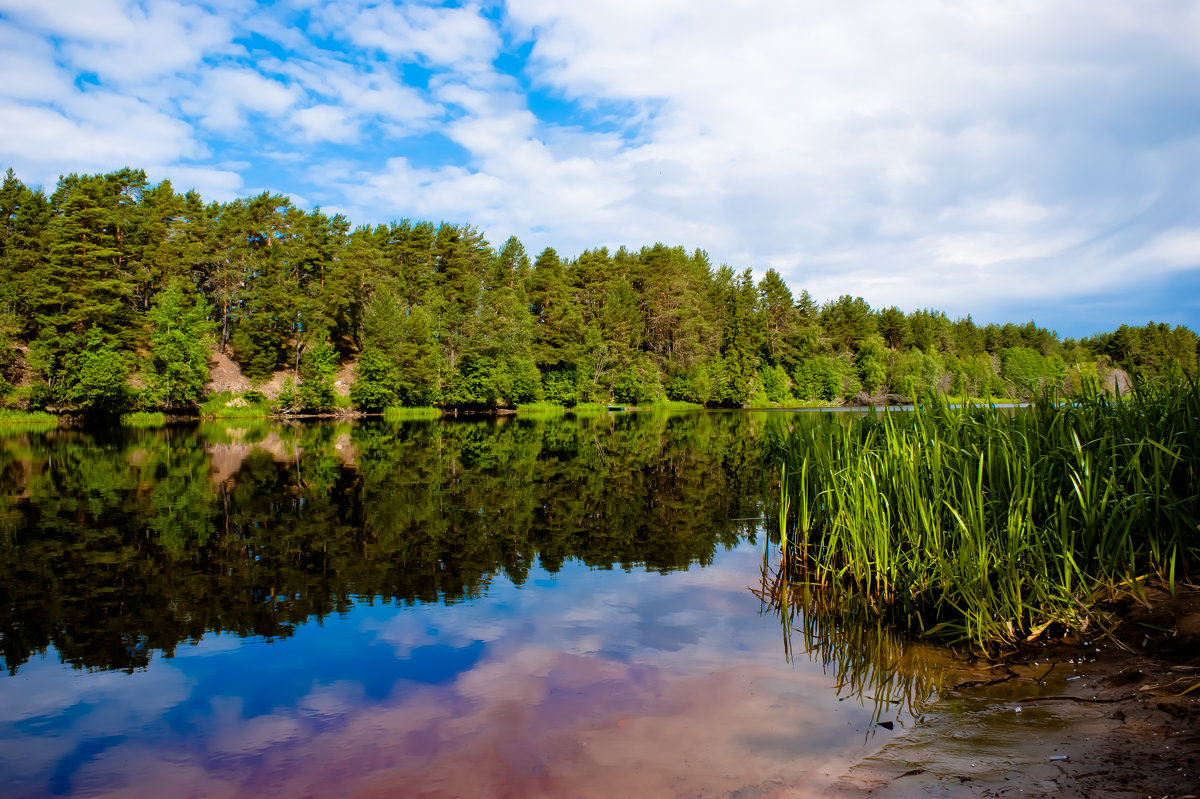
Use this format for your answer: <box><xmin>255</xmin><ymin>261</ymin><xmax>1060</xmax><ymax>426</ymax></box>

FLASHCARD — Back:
<box><xmin>0</xmin><ymin>411</ymin><xmax>936</xmax><ymax>798</ymax></box>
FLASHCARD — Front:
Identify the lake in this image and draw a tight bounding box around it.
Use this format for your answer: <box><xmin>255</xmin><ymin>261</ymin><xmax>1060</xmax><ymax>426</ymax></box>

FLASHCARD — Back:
<box><xmin>0</xmin><ymin>411</ymin><xmax>937</xmax><ymax>798</ymax></box>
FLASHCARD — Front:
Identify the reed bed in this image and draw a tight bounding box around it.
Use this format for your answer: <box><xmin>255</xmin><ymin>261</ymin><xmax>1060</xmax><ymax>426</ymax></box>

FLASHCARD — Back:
<box><xmin>0</xmin><ymin>409</ymin><xmax>58</xmax><ymax>429</ymax></box>
<box><xmin>767</xmin><ymin>380</ymin><xmax>1200</xmax><ymax>648</ymax></box>
<box><xmin>381</xmin><ymin>406</ymin><xmax>443</xmax><ymax>420</ymax></box>
<box><xmin>120</xmin><ymin>411</ymin><xmax>167</xmax><ymax>427</ymax></box>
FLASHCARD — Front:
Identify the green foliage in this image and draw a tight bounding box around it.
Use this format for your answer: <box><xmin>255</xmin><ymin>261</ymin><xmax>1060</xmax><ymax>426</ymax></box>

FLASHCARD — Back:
<box><xmin>199</xmin><ymin>391</ymin><xmax>273</xmax><ymax>418</ymax></box>
<box><xmin>760</xmin><ymin>363</ymin><xmax>793</xmax><ymax>404</ymax></box>
<box><xmin>542</xmin><ymin>368</ymin><xmax>578</xmax><ymax>405</ymax></box>
<box><xmin>820</xmin><ymin>295</ymin><xmax>876</xmax><ymax>351</ymax></box>
<box><xmin>350</xmin><ymin>348</ymin><xmax>401</xmax><ymax>411</ymax></box>
<box><xmin>613</xmin><ymin>353</ymin><xmax>664</xmax><ymax>405</ymax></box>
<box><xmin>0</xmin><ymin>408</ymin><xmax>58</xmax><ymax>429</ymax></box>
<box><xmin>999</xmin><ymin>346</ymin><xmax>1066</xmax><ymax>398</ymax></box>
<box><xmin>890</xmin><ymin>348</ymin><xmax>946</xmax><ymax>401</ymax></box>
<box><xmin>60</xmin><ymin>328</ymin><xmax>133</xmax><ymax>413</ymax></box>
<box><xmin>276</xmin><ymin>377</ymin><xmax>297</xmax><ymax>412</ymax></box>
<box><xmin>0</xmin><ymin>164</ymin><xmax>1193</xmax><ymax>418</ymax></box>
<box><xmin>382</xmin><ymin>406</ymin><xmax>442</xmax><ymax>419</ymax></box>
<box><xmin>665</xmin><ymin>363</ymin><xmax>714</xmax><ymax>405</ymax></box>
<box><xmin>855</xmin><ymin>337</ymin><xmax>889</xmax><ymax>394</ymax></box>
<box><xmin>145</xmin><ymin>282</ymin><xmax>216</xmax><ymax>410</ymax></box>
<box><xmin>943</xmin><ymin>353</ymin><xmax>1001</xmax><ymax>399</ymax></box>
<box><xmin>769</xmin><ymin>381</ymin><xmax>1200</xmax><ymax>648</ymax></box>
<box><xmin>792</xmin><ymin>356</ymin><xmax>853</xmax><ymax>403</ymax></box>
<box><xmin>298</xmin><ymin>337</ymin><xmax>338</xmax><ymax>411</ymax></box>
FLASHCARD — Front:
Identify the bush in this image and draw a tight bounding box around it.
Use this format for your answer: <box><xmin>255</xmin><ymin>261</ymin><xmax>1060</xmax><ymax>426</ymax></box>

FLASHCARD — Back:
<box><xmin>298</xmin><ymin>339</ymin><xmax>338</xmax><ymax>411</ymax></box>
<box><xmin>351</xmin><ymin>348</ymin><xmax>400</xmax><ymax>411</ymax></box>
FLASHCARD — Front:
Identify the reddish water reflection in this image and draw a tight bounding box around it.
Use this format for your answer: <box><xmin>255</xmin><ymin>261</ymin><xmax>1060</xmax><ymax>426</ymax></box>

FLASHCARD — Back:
<box><xmin>4</xmin><ymin>546</ymin><xmax>909</xmax><ymax>799</ymax></box>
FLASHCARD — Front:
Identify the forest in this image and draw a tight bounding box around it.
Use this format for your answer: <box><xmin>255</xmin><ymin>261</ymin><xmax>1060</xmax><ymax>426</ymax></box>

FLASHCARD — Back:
<box><xmin>0</xmin><ymin>166</ymin><xmax>1196</xmax><ymax>414</ymax></box>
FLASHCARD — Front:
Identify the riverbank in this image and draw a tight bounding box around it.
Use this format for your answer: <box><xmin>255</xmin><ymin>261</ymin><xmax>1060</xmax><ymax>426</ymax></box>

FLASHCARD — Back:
<box><xmin>826</xmin><ymin>586</ymin><xmax>1200</xmax><ymax>798</ymax></box>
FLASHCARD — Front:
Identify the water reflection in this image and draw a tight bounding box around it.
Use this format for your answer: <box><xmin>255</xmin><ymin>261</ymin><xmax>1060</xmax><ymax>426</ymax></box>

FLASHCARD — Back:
<box><xmin>0</xmin><ymin>411</ymin><xmax>961</xmax><ymax>798</ymax></box>
<box><xmin>1</xmin><ymin>412</ymin><xmax>764</xmax><ymax>675</ymax></box>
<box><xmin>755</xmin><ymin>560</ymin><xmax>957</xmax><ymax>734</ymax></box>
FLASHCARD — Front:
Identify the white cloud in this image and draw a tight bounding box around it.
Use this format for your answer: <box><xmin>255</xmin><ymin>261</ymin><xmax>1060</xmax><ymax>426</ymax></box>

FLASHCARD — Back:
<box><xmin>0</xmin><ymin>95</ymin><xmax>203</xmax><ymax>182</ymax></box>
<box><xmin>1124</xmin><ymin>227</ymin><xmax>1200</xmax><ymax>272</ymax></box>
<box><xmin>291</xmin><ymin>103</ymin><xmax>359</xmax><ymax>143</ymax></box>
<box><xmin>346</xmin><ymin>2</ymin><xmax>500</xmax><ymax>70</ymax></box>
<box><xmin>184</xmin><ymin>66</ymin><xmax>300</xmax><ymax>131</ymax></box>
<box><xmin>0</xmin><ymin>0</ymin><xmax>234</xmax><ymax>84</ymax></box>
<box><xmin>274</xmin><ymin>56</ymin><xmax>440</xmax><ymax>133</ymax></box>
<box><xmin>359</xmin><ymin>0</ymin><xmax>1194</xmax><ymax>328</ymax></box>
<box><xmin>0</xmin><ymin>22</ymin><xmax>76</xmax><ymax>101</ymax></box>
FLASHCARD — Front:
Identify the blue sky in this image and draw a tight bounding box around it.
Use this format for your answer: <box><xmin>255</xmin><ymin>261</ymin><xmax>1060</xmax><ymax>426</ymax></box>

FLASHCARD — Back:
<box><xmin>1</xmin><ymin>0</ymin><xmax>1198</xmax><ymax>337</ymax></box>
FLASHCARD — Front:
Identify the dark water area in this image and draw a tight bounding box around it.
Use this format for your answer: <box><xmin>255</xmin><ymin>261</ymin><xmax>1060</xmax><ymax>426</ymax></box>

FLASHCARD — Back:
<box><xmin>0</xmin><ymin>411</ymin><xmax>939</xmax><ymax>798</ymax></box>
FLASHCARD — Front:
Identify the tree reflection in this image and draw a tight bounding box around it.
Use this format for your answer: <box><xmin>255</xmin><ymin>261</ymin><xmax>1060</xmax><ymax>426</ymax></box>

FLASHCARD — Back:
<box><xmin>0</xmin><ymin>412</ymin><xmax>766</xmax><ymax>674</ymax></box>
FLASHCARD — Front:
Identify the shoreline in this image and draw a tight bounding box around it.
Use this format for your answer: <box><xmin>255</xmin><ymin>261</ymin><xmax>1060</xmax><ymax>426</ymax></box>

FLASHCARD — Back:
<box><xmin>826</xmin><ymin>587</ymin><xmax>1200</xmax><ymax>798</ymax></box>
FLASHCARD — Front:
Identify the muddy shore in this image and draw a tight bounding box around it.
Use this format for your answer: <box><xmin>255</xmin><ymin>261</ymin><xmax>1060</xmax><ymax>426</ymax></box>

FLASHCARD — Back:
<box><xmin>825</xmin><ymin>587</ymin><xmax>1200</xmax><ymax>798</ymax></box>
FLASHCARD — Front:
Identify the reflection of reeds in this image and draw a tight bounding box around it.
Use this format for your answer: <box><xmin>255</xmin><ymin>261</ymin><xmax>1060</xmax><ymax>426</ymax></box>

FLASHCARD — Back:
<box><xmin>767</xmin><ymin>380</ymin><xmax>1200</xmax><ymax>649</ymax></box>
<box><xmin>753</xmin><ymin>560</ymin><xmax>953</xmax><ymax>732</ymax></box>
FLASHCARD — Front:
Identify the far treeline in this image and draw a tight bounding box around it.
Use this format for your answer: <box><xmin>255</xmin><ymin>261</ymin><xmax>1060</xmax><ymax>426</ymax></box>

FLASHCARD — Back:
<box><xmin>0</xmin><ymin>166</ymin><xmax>1196</xmax><ymax>415</ymax></box>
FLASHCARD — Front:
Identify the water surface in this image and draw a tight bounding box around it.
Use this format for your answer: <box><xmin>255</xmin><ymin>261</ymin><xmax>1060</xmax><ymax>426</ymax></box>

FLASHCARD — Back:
<box><xmin>0</xmin><ymin>411</ymin><xmax>932</xmax><ymax>798</ymax></box>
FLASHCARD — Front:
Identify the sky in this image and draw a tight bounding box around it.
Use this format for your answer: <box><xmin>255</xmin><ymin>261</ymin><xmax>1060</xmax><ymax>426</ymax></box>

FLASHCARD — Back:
<box><xmin>1</xmin><ymin>0</ymin><xmax>1198</xmax><ymax>338</ymax></box>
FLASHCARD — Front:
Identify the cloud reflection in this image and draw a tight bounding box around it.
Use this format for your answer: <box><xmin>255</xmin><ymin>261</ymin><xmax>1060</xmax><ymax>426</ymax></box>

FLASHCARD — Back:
<box><xmin>1</xmin><ymin>544</ymin><xmax>898</xmax><ymax>798</ymax></box>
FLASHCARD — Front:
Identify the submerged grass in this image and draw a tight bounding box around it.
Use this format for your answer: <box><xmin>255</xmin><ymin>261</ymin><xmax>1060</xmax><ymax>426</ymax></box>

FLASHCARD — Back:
<box><xmin>767</xmin><ymin>381</ymin><xmax>1200</xmax><ymax>649</ymax></box>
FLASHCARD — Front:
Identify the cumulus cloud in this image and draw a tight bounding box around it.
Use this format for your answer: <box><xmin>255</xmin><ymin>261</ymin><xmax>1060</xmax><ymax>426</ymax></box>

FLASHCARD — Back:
<box><xmin>344</xmin><ymin>1</ymin><xmax>500</xmax><ymax>71</ymax></box>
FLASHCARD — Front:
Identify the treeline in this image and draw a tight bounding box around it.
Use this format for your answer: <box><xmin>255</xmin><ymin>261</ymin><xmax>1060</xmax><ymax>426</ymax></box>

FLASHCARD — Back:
<box><xmin>0</xmin><ymin>166</ymin><xmax>1196</xmax><ymax>413</ymax></box>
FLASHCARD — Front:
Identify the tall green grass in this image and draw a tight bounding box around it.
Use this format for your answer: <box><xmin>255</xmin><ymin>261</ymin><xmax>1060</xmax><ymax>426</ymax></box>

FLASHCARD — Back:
<box><xmin>767</xmin><ymin>381</ymin><xmax>1200</xmax><ymax>648</ymax></box>
<box><xmin>200</xmin><ymin>391</ymin><xmax>273</xmax><ymax>418</ymax></box>
<box><xmin>120</xmin><ymin>411</ymin><xmax>166</xmax><ymax>427</ymax></box>
<box><xmin>0</xmin><ymin>408</ymin><xmax>59</xmax><ymax>433</ymax></box>
<box><xmin>382</xmin><ymin>406</ymin><xmax>443</xmax><ymax>420</ymax></box>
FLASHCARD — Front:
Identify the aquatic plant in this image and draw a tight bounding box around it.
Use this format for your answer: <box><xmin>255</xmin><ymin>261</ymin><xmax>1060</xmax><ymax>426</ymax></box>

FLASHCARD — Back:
<box><xmin>120</xmin><ymin>411</ymin><xmax>167</xmax><ymax>427</ymax></box>
<box><xmin>382</xmin><ymin>406</ymin><xmax>443</xmax><ymax>419</ymax></box>
<box><xmin>767</xmin><ymin>380</ymin><xmax>1200</xmax><ymax>648</ymax></box>
<box><xmin>0</xmin><ymin>409</ymin><xmax>58</xmax><ymax>430</ymax></box>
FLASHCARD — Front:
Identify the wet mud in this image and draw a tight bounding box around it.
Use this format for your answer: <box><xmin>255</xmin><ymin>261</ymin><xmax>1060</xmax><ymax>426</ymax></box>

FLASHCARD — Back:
<box><xmin>825</xmin><ymin>587</ymin><xmax>1200</xmax><ymax>798</ymax></box>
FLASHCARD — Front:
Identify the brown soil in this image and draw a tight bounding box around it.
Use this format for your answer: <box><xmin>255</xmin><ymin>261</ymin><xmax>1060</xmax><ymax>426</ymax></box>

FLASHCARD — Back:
<box><xmin>204</xmin><ymin>349</ymin><xmax>357</xmax><ymax>400</ymax></box>
<box><xmin>205</xmin><ymin>348</ymin><xmax>254</xmax><ymax>396</ymax></box>
<box><xmin>825</xmin><ymin>587</ymin><xmax>1200</xmax><ymax>798</ymax></box>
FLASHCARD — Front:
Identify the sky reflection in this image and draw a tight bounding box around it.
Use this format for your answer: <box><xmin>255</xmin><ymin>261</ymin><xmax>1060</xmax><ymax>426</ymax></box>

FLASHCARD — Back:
<box><xmin>0</xmin><ymin>542</ymin><xmax>900</xmax><ymax>798</ymax></box>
